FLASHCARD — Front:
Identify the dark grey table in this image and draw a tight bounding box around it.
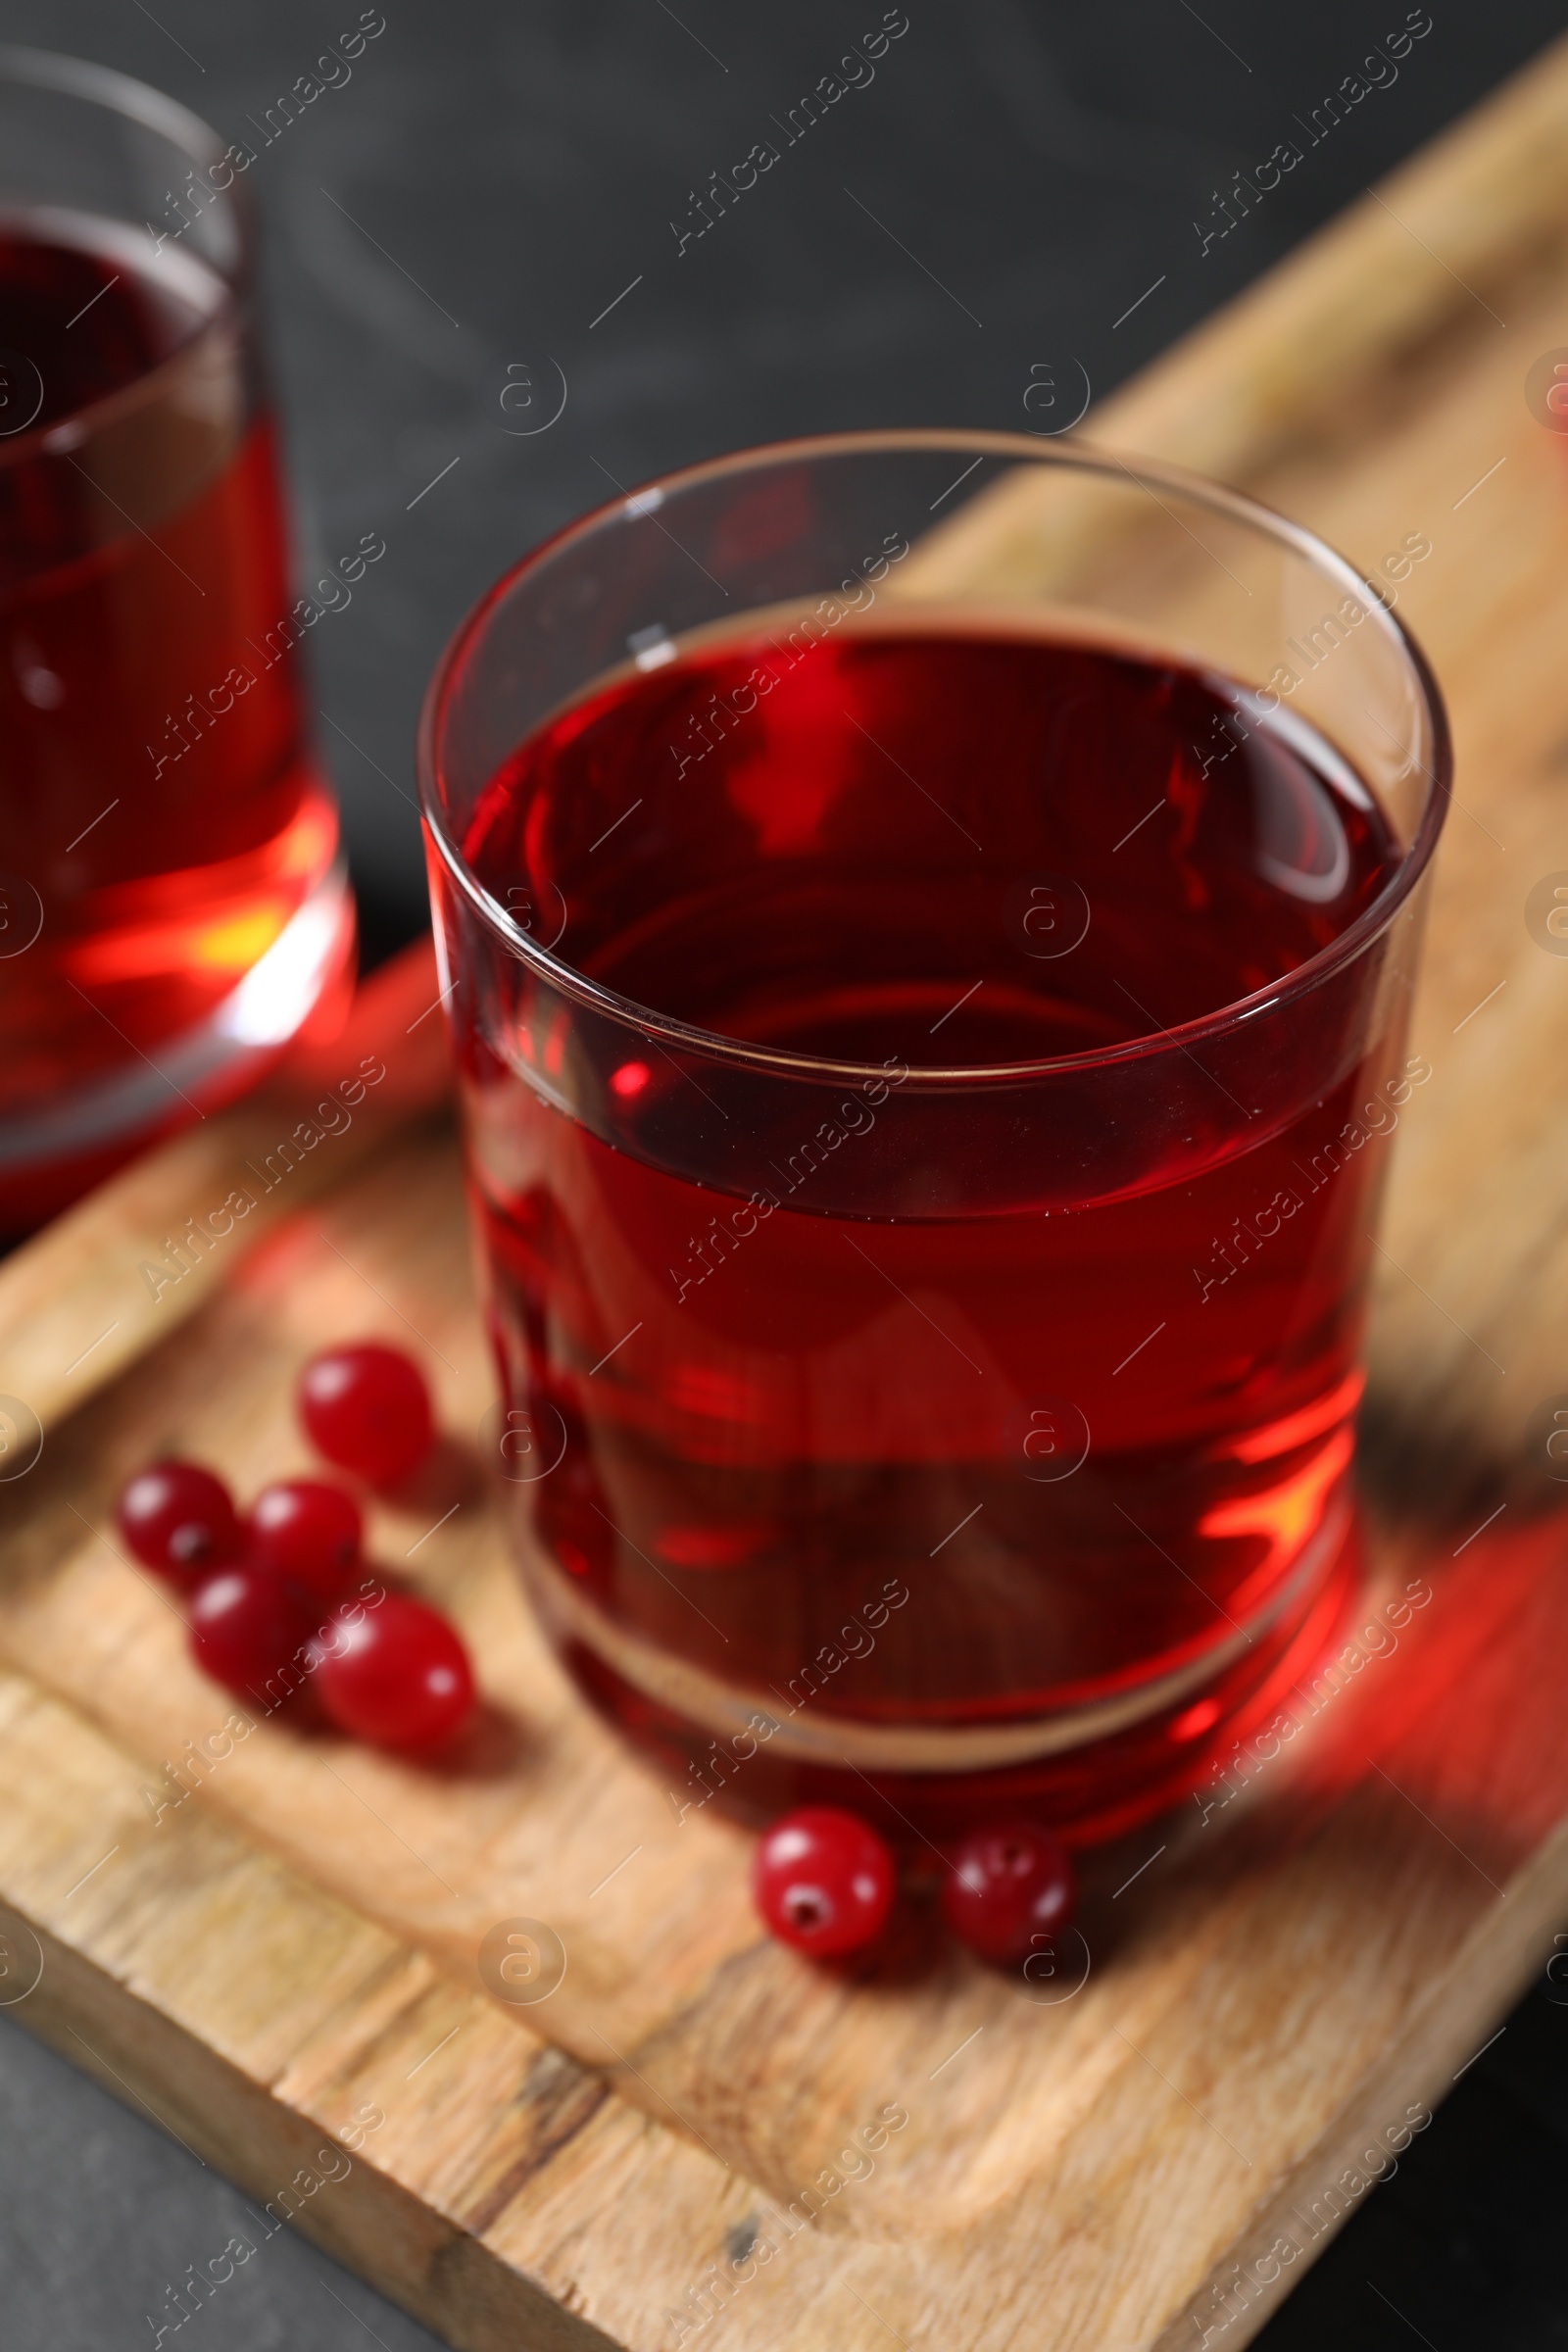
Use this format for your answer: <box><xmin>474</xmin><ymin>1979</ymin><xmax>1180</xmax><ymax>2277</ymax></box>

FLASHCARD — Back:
<box><xmin>3</xmin><ymin>5</ymin><xmax>1566</xmax><ymax>2344</ymax></box>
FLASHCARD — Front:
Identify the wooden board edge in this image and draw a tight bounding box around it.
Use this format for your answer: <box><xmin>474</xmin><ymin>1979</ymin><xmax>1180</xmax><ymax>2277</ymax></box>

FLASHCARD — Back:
<box><xmin>901</xmin><ymin>33</ymin><xmax>1568</xmax><ymax>601</ymax></box>
<box><xmin>0</xmin><ymin>1885</ymin><xmax>620</xmax><ymax>2352</ymax></box>
<box><xmin>1096</xmin><ymin>27</ymin><xmax>1568</xmax><ymax>480</ymax></box>
<box><xmin>0</xmin><ymin>1656</ymin><xmax>786</xmax><ymax>2352</ymax></box>
<box><xmin>1158</xmin><ymin>1818</ymin><xmax>1568</xmax><ymax>2350</ymax></box>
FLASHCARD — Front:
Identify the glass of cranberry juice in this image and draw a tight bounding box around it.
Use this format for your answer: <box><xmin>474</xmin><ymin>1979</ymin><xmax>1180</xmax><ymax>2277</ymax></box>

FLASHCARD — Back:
<box><xmin>0</xmin><ymin>49</ymin><xmax>355</xmax><ymax>1235</ymax></box>
<box><xmin>420</xmin><ymin>432</ymin><xmax>1448</xmax><ymax>1843</ymax></box>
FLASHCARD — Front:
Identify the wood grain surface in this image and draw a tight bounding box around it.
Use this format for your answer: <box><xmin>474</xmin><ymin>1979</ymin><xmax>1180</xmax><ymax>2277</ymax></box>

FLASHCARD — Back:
<box><xmin>1</xmin><ymin>1123</ymin><xmax>1567</xmax><ymax>2352</ymax></box>
<box><xmin>5</xmin><ymin>35</ymin><xmax>1568</xmax><ymax>2352</ymax></box>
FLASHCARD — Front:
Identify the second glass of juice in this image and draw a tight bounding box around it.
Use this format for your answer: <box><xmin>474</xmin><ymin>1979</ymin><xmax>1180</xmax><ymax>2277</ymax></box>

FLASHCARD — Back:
<box><xmin>420</xmin><ymin>432</ymin><xmax>1448</xmax><ymax>1843</ymax></box>
<box><xmin>0</xmin><ymin>49</ymin><xmax>356</xmax><ymax>1233</ymax></box>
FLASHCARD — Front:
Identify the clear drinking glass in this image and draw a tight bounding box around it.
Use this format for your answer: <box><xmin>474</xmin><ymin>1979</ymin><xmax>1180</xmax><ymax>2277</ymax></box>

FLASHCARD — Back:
<box><xmin>0</xmin><ymin>48</ymin><xmax>355</xmax><ymax>1235</ymax></box>
<box><xmin>420</xmin><ymin>430</ymin><xmax>1448</xmax><ymax>1843</ymax></box>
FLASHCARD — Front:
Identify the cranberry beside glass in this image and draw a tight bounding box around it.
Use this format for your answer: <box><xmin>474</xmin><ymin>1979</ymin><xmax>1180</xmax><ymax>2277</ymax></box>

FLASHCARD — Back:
<box><xmin>421</xmin><ymin>433</ymin><xmax>1448</xmax><ymax>1845</ymax></box>
<box><xmin>246</xmin><ymin>1478</ymin><xmax>363</xmax><ymax>1599</ymax></box>
<box><xmin>754</xmin><ymin>1806</ymin><xmax>896</xmax><ymax>1957</ymax></box>
<box><xmin>118</xmin><ymin>1457</ymin><xmax>239</xmax><ymax>1581</ymax></box>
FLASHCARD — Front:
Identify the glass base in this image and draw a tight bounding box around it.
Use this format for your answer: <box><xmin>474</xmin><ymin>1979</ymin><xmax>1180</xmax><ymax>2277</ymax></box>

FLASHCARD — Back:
<box><xmin>525</xmin><ymin>1502</ymin><xmax>1361</xmax><ymax>1848</ymax></box>
<box><xmin>0</xmin><ymin>860</ymin><xmax>357</xmax><ymax>1239</ymax></box>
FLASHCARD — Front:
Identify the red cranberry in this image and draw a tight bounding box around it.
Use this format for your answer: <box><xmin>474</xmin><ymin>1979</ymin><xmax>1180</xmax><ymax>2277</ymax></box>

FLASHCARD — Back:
<box><xmin>312</xmin><ymin>1593</ymin><xmax>474</xmax><ymax>1748</ymax></box>
<box><xmin>188</xmin><ymin>1565</ymin><xmax>316</xmax><ymax>1705</ymax></box>
<box><xmin>753</xmin><ymin>1806</ymin><xmax>894</xmax><ymax>1957</ymax></box>
<box><xmin>246</xmin><ymin>1479</ymin><xmax>363</xmax><ymax>1598</ymax></box>
<box><xmin>117</xmin><ymin>1461</ymin><xmax>240</xmax><ymax>1583</ymax></box>
<box><xmin>298</xmin><ymin>1343</ymin><xmax>434</xmax><ymax>1485</ymax></box>
<box><xmin>942</xmin><ymin>1819</ymin><xmax>1075</xmax><ymax>1966</ymax></box>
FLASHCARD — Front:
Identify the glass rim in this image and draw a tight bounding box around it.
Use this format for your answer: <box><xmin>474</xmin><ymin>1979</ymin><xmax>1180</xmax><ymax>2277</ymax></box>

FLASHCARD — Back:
<box><xmin>417</xmin><ymin>425</ymin><xmax>1452</xmax><ymax>1089</ymax></box>
<box><xmin>0</xmin><ymin>44</ymin><xmax>253</xmax><ymax>473</ymax></box>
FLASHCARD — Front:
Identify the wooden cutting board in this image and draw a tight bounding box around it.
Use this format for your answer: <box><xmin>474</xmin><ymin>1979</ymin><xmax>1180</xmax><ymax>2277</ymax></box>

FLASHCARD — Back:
<box><xmin>7</xmin><ymin>38</ymin><xmax>1568</xmax><ymax>2351</ymax></box>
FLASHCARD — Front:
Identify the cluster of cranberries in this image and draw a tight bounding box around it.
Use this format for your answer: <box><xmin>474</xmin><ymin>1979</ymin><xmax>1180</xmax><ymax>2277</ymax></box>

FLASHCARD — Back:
<box><xmin>119</xmin><ymin>1344</ymin><xmax>1065</xmax><ymax>1942</ymax></box>
<box><xmin>116</xmin><ymin>1343</ymin><xmax>474</xmax><ymax>1750</ymax></box>
<box><xmin>752</xmin><ymin>1805</ymin><xmax>1074</xmax><ymax>1968</ymax></box>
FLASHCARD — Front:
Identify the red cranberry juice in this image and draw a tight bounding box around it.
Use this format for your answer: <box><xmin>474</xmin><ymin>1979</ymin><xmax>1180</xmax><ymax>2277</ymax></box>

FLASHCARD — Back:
<box><xmin>457</xmin><ymin>623</ymin><xmax>1406</xmax><ymax>1835</ymax></box>
<box><xmin>0</xmin><ymin>212</ymin><xmax>344</xmax><ymax>1222</ymax></box>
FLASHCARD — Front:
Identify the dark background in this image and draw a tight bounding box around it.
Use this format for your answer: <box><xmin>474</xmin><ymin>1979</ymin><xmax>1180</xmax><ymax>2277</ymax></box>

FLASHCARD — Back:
<box><xmin>3</xmin><ymin>3</ymin><xmax>1568</xmax><ymax>2345</ymax></box>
